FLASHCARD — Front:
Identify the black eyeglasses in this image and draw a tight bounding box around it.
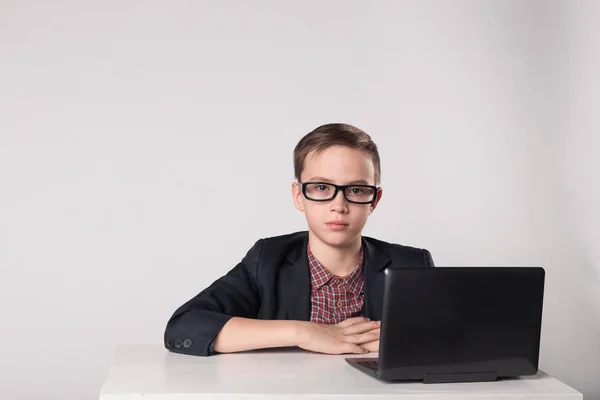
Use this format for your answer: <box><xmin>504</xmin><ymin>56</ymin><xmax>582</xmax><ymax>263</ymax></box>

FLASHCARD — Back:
<box><xmin>298</xmin><ymin>181</ymin><xmax>378</xmax><ymax>204</ymax></box>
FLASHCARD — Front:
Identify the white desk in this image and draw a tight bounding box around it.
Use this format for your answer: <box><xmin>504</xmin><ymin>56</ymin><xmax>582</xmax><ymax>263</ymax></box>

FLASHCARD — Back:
<box><xmin>100</xmin><ymin>345</ymin><xmax>582</xmax><ymax>400</ymax></box>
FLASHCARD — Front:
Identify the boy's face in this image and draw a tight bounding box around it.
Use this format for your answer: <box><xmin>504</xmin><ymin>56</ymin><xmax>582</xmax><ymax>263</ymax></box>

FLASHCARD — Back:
<box><xmin>292</xmin><ymin>145</ymin><xmax>383</xmax><ymax>248</ymax></box>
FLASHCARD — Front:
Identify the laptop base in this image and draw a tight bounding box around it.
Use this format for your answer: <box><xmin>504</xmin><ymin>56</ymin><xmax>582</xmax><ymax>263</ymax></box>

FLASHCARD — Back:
<box><xmin>345</xmin><ymin>358</ymin><xmax>379</xmax><ymax>379</ymax></box>
<box><xmin>423</xmin><ymin>371</ymin><xmax>498</xmax><ymax>383</ymax></box>
<box><xmin>346</xmin><ymin>358</ymin><xmax>499</xmax><ymax>383</ymax></box>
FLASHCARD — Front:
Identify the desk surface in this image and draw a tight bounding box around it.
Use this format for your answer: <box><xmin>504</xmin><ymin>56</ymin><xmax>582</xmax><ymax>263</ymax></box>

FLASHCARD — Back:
<box><xmin>100</xmin><ymin>345</ymin><xmax>582</xmax><ymax>400</ymax></box>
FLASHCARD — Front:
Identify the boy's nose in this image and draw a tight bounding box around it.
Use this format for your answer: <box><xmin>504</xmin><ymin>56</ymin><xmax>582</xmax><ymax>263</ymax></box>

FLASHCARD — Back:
<box><xmin>330</xmin><ymin>189</ymin><xmax>349</xmax><ymax>213</ymax></box>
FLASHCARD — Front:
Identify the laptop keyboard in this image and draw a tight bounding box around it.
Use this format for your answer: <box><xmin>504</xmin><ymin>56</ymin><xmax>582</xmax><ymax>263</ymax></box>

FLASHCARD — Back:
<box><xmin>357</xmin><ymin>360</ymin><xmax>379</xmax><ymax>371</ymax></box>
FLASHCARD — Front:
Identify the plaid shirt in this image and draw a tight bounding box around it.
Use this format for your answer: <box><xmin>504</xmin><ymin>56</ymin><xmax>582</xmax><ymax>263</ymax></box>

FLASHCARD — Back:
<box><xmin>308</xmin><ymin>244</ymin><xmax>365</xmax><ymax>324</ymax></box>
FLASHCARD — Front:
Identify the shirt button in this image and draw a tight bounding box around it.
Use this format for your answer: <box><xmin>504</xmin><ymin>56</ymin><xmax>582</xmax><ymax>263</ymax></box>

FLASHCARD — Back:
<box><xmin>337</xmin><ymin>301</ymin><xmax>343</xmax><ymax>307</ymax></box>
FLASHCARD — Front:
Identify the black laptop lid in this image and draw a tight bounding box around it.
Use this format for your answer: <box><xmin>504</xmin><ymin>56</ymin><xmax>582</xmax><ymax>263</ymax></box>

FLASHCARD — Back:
<box><xmin>378</xmin><ymin>267</ymin><xmax>545</xmax><ymax>381</ymax></box>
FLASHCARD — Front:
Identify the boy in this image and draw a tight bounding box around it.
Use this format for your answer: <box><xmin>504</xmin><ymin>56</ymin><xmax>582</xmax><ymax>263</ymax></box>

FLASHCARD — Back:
<box><xmin>164</xmin><ymin>123</ymin><xmax>434</xmax><ymax>356</ymax></box>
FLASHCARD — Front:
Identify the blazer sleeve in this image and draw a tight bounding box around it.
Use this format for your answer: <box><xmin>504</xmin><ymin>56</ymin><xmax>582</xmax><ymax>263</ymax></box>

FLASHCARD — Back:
<box><xmin>164</xmin><ymin>239</ymin><xmax>263</xmax><ymax>356</ymax></box>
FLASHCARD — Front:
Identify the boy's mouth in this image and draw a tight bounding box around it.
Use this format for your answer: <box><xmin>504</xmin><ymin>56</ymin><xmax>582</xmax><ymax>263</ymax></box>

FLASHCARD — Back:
<box><xmin>325</xmin><ymin>221</ymin><xmax>349</xmax><ymax>231</ymax></box>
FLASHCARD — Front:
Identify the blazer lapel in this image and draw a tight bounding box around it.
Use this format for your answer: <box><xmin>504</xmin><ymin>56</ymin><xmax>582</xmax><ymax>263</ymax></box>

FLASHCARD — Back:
<box><xmin>363</xmin><ymin>238</ymin><xmax>391</xmax><ymax>320</ymax></box>
<box><xmin>281</xmin><ymin>234</ymin><xmax>311</xmax><ymax>321</ymax></box>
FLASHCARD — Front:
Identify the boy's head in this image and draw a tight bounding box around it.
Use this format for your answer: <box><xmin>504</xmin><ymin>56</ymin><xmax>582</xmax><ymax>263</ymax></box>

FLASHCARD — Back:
<box><xmin>292</xmin><ymin>123</ymin><xmax>383</xmax><ymax>249</ymax></box>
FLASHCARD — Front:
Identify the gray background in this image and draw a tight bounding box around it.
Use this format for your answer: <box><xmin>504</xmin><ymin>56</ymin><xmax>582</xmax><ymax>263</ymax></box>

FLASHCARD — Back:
<box><xmin>1</xmin><ymin>1</ymin><xmax>598</xmax><ymax>399</ymax></box>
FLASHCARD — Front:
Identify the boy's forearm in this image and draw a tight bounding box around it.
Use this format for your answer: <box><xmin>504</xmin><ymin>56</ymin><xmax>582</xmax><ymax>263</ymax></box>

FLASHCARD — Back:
<box><xmin>213</xmin><ymin>317</ymin><xmax>303</xmax><ymax>353</ymax></box>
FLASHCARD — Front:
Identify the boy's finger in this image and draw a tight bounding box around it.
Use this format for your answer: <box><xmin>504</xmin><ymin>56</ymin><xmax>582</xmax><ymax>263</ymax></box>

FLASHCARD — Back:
<box><xmin>341</xmin><ymin>343</ymin><xmax>368</xmax><ymax>354</ymax></box>
<box><xmin>336</xmin><ymin>317</ymin><xmax>369</xmax><ymax>328</ymax></box>
<box><xmin>343</xmin><ymin>321</ymin><xmax>380</xmax><ymax>335</ymax></box>
<box><xmin>361</xmin><ymin>340</ymin><xmax>379</xmax><ymax>352</ymax></box>
<box><xmin>345</xmin><ymin>332</ymin><xmax>380</xmax><ymax>345</ymax></box>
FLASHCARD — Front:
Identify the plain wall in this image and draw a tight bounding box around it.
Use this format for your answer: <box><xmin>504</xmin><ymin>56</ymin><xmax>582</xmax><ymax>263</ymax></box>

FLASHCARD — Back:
<box><xmin>1</xmin><ymin>1</ymin><xmax>598</xmax><ymax>399</ymax></box>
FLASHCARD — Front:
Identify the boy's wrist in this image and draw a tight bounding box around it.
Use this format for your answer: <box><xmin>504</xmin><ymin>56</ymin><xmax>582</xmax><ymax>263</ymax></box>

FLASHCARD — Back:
<box><xmin>288</xmin><ymin>320</ymin><xmax>308</xmax><ymax>347</ymax></box>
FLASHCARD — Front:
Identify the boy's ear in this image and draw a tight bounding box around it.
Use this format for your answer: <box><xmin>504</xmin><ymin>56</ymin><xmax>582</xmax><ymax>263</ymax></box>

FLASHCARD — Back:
<box><xmin>369</xmin><ymin>187</ymin><xmax>383</xmax><ymax>214</ymax></box>
<box><xmin>292</xmin><ymin>181</ymin><xmax>305</xmax><ymax>212</ymax></box>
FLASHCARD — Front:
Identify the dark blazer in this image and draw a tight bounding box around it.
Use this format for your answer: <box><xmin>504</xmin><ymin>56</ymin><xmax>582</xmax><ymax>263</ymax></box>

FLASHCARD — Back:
<box><xmin>164</xmin><ymin>231</ymin><xmax>434</xmax><ymax>356</ymax></box>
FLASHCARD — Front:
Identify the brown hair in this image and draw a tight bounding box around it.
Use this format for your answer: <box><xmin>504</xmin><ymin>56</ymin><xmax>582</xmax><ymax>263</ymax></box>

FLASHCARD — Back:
<box><xmin>293</xmin><ymin>123</ymin><xmax>381</xmax><ymax>185</ymax></box>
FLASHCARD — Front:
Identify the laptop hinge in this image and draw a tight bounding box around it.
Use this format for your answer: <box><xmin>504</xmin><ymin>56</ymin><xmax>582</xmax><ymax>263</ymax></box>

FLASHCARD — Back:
<box><xmin>423</xmin><ymin>371</ymin><xmax>498</xmax><ymax>383</ymax></box>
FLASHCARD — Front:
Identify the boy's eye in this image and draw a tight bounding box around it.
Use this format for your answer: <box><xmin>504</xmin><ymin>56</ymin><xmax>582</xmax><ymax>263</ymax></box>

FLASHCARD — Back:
<box><xmin>316</xmin><ymin>185</ymin><xmax>331</xmax><ymax>192</ymax></box>
<box><xmin>349</xmin><ymin>187</ymin><xmax>365</xmax><ymax>195</ymax></box>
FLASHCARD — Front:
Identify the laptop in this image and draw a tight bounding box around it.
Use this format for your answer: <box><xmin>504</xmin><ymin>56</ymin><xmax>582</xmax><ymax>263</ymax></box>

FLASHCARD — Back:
<box><xmin>346</xmin><ymin>266</ymin><xmax>545</xmax><ymax>383</ymax></box>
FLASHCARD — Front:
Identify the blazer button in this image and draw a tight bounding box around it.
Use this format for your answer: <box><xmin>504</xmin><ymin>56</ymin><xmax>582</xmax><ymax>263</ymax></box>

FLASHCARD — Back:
<box><xmin>166</xmin><ymin>338</ymin><xmax>174</xmax><ymax>348</ymax></box>
<box><xmin>174</xmin><ymin>338</ymin><xmax>183</xmax><ymax>348</ymax></box>
<box><xmin>183</xmin><ymin>338</ymin><xmax>192</xmax><ymax>348</ymax></box>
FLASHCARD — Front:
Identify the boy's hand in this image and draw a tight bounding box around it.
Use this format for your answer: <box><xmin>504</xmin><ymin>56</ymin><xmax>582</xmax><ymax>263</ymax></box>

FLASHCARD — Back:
<box><xmin>294</xmin><ymin>317</ymin><xmax>381</xmax><ymax>355</ymax></box>
<box><xmin>360</xmin><ymin>327</ymin><xmax>380</xmax><ymax>353</ymax></box>
<box><xmin>360</xmin><ymin>328</ymin><xmax>379</xmax><ymax>353</ymax></box>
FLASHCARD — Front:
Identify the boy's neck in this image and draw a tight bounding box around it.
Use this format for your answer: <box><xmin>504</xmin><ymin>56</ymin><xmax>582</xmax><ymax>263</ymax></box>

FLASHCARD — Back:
<box><xmin>307</xmin><ymin>231</ymin><xmax>363</xmax><ymax>278</ymax></box>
